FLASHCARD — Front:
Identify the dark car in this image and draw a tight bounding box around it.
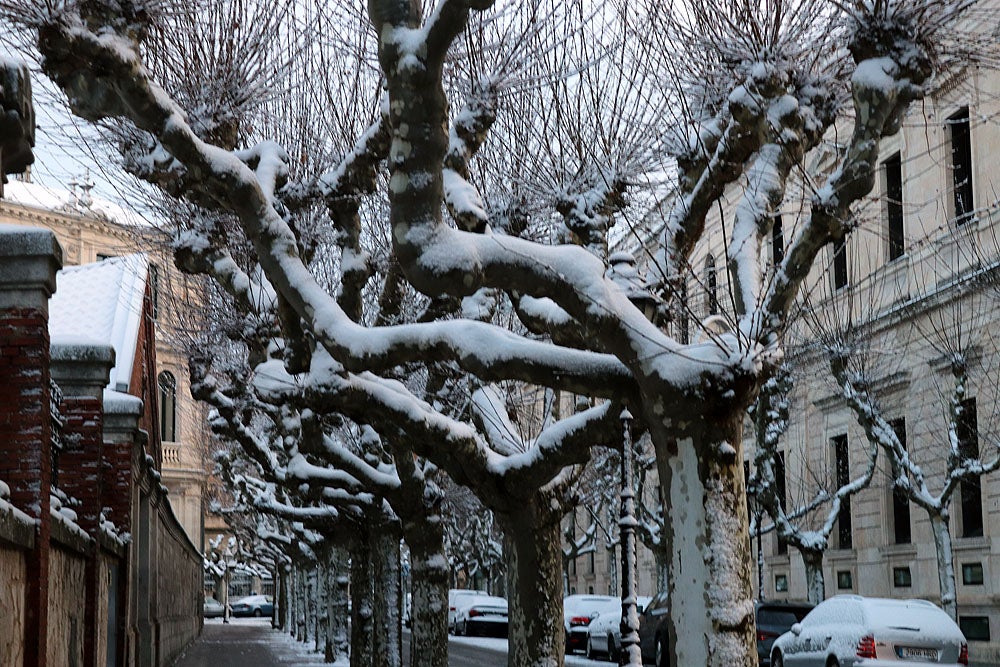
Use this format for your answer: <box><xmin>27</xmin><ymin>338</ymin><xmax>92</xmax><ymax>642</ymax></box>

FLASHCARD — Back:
<box><xmin>637</xmin><ymin>591</ymin><xmax>670</xmax><ymax>666</ymax></box>
<box><xmin>230</xmin><ymin>594</ymin><xmax>274</xmax><ymax>618</ymax></box>
<box><xmin>755</xmin><ymin>601</ymin><xmax>813</xmax><ymax>666</ymax></box>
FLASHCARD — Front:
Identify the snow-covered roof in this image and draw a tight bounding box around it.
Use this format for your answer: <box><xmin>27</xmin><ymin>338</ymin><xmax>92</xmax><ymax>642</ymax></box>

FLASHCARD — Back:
<box><xmin>1</xmin><ymin>179</ymin><xmax>149</xmax><ymax>228</ymax></box>
<box><xmin>49</xmin><ymin>254</ymin><xmax>149</xmax><ymax>392</ymax></box>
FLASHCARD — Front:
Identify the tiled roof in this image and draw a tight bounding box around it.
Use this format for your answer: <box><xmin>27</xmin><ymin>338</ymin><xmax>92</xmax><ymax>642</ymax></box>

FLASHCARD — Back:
<box><xmin>49</xmin><ymin>254</ymin><xmax>149</xmax><ymax>392</ymax></box>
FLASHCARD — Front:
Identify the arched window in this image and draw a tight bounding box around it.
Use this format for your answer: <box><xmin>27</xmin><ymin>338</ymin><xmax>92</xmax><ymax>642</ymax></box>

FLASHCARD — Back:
<box><xmin>158</xmin><ymin>371</ymin><xmax>177</xmax><ymax>442</ymax></box>
<box><xmin>705</xmin><ymin>255</ymin><xmax>718</xmax><ymax>315</ymax></box>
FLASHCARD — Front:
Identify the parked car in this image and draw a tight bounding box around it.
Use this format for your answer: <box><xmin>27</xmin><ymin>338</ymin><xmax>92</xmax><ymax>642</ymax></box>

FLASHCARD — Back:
<box><xmin>563</xmin><ymin>594</ymin><xmax>619</xmax><ymax>654</ymax></box>
<box><xmin>584</xmin><ymin>595</ymin><xmax>653</xmax><ymax>661</ymax></box>
<box><xmin>770</xmin><ymin>595</ymin><xmax>968</xmax><ymax>667</ymax></box>
<box><xmin>230</xmin><ymin>594</ymin><xmax>274</xmax><ymax>618</ymax></box>
<box><xmin>453</xmin><ymin>594</ymin><xmax>509</xmax><ymax>637</ymax></box>
<box><xmin>448</xmin><ymin>589</ymin><xmax>487</xmax><ymax>633</ymax></box>
<box><xmin>203</xmin><ymin>597</ymin><xmax>226</xmax><ymax>618</ymax></box>
<box><xmin>756</xmin><ymin>601</ymin><xmax>814</xmax><ymax>666</ymax></box>
<box><xmin>636</xmin><ymin>591</ymin><xmax>670</xmax><ymax>666</ymax></box>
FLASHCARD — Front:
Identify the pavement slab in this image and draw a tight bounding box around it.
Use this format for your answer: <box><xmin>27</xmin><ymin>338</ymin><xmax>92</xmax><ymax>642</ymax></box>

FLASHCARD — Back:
<box><xmin>173</xmin><ymin>619</ymin><xmax>328</xmax><ymax>667</ymax></box>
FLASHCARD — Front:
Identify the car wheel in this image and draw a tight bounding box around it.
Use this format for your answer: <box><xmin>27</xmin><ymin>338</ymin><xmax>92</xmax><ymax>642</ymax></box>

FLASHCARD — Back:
<box><xmin>607</xmin><ymin>634</ymin><xmax>620</xmax><ymax>663</ymax></box>
<box><xmin>254</xmin><ymin>609</ymin><xmax>262</xmax><ymax>618</ymax></box>
<box><xmin>655</xmin><ymin>635</ymin><xmax>669</xmax><ymax>667</ymax></box>
<box><xmin>771</xmin><ymin>653</ymin><xmax>783</xmax><ymax>667</ymax></box>
<box><xmin>826</xmin><ymin>658</ymin><xmax>839</xmax><ymax>667</ymax></box>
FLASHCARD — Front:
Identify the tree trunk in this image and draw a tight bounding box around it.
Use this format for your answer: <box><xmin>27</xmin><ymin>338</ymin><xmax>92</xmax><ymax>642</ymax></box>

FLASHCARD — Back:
<box><xmin>654</xmin><ymin>418</ymin><xmax>755</xmax><ymax>667</ymax></box>
<box><xmin>499</xmin><ymin>497</ymin><xmax>565</xmax><ymax>667</ymax></box>
<box><xmin>372</xmin><ymin>527</ymin><xmax>402</xmax><ymax>667</ymax></box>
<box><xmin>297</xmin><ymin>567</ymin><xmax>308</xmax><ymax>642</ymax></box>
<box><xmin>331</xmin><ymin>548</ymin><xmax>351</xmax><ymax>661</ymax></box>
<box><xmin>800</xmin><ymin>549</ymin><xmax>825</xmax><ymax>606</ymax></box>
<box><xmin>404</xmin><ymin>519</ymin><xmax>449</xmax><ymax>667</ymax></box>
<box><xmin>653</xmin><ymin>546</ymin><xmax>669</xmax><ymax>595</ymax></box>
<box><xmin>929</xmin><ymin>511</ymin><xmax>958</xmax><ymax>620</ymax></box>
<box><xmin>351</xmin><ymin>540</ymin><xmax>375</xmax><ymax>667</ymax></box>
<box><xmin>317</xmin><ymin>559</ymin><xmax>330</xmax><ymax>659</ymax></box>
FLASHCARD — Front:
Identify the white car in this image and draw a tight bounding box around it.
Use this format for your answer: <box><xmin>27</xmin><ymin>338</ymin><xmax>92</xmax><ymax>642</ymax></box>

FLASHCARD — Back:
<box><xmin>585</xmin><ymin>595</ymin><xmax>652</xmax><ymax>661</ymax></box>
<box><xmin>452</xmin><ymin>594</ymin><xmax>509</xmax><ymax>637</ymax></box>
<box><xmin>770</xmin><ymin>595</ymin><xmax>968</xmax><ymax>667</ymax></box>
<box><xmin>448</xmin><ymin>589</ymin><xmax>487</xmax><ymax>633</ymax></box>
<box><xmin>563</xmin><ymin>594</ymin><xmax>619</xmax><ymax>654</ymax></box>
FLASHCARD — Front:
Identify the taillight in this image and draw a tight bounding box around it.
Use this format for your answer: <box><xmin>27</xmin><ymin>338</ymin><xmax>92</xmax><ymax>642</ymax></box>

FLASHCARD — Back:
<box><xmin>570</xmin><ymin>615</ymin><xmax>593</xmax><ymax>627</ymax></box>
<box><xmin>959</xmin><ymin>642</ymin><xmax>969</xmax><ymax>665</ymax></box>
<box><xmin>449</xmin><ymin>607</ymin><xmax>456</xmax><ymax>611</ymax></box>
<box><xmin>856</xmin><ymin>635</ymin><xmax>877</xmax><ymax>659</ymax></box>
<box><xmin>757</xmin><ymin>630</ymin><xmax>778</xmax><ymax>642</ymax></box>
<box><xmin>468</xmin><ymin>609</ymin><xmax>481</xmax><ymax>617</ymax></box>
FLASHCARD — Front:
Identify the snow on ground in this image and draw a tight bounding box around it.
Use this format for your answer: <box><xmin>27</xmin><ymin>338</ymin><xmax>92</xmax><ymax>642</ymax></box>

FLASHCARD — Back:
<box><xmin>448</xmin><ymin>635</ymin><xmax>615</xmax><ymax>666</ymax></box>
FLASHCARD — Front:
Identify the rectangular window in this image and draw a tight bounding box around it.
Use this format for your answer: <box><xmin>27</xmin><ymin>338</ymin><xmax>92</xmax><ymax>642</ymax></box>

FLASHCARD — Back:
<box><xmin>962</xmin><ymin>563</ymin><xmax>984</xmax><ymax>586</ymax></box>
<box><xmin>884</xmin><ymin>152</ymin><xmax>904</xmax><ymax>261</ymax></box>
<box><xmin>834</xmin><ymin>435</ymin><xmax>852</xmax><ymax>549</ymax></box>
<box><xmin>959</xmin><ymin>616</ymin><xmax>991</xmax><ymax>642</ymax></box>
<box><xmin>774</xmin><ymin>574</ymin><xmax>788</xmax><ymax>593</ymax></box>
<box><xmin>890</xmin><ymin>418</ymin><xmax>911</xmax><ymax>545</ymax></box>
<box><xmin>588</xmin><ymin>551</ymin><xmax>595</xmax><ymax>575</ymax></box>
<box><xmin>893</xmin><ymin>567</ymin><xmax>912</xmax><ymax>588</ymax></box>
<box><xmin>833</xmin><ymin>239</ymin><xmax>848</xmax><ymax>290</ymax></box>
<box><xmin>949</xmin><ymin>107</ymin><xmax>974</xmax><ymax>223</ymax></box>
<box><xmin>776</xmin><ymin>452</ymin><xmax>788</xmax><ymax>555</ymax></box>
<box><xmin>837</xmin><ymin>570</ymin><xmax>853</xmax><ymax>590</ymax></box>
<box><xmin>569</xmin><ymin>558</ymin><xmax>576</xmax><ymax>576</ymax></box>
<box><xmin>772</xmin><ymin>215</ymin><xmax>784</xmax><ymax>266</ymax></box>
<box><xmin>957</xmin><ymin>398</ymin><xmax>983</xmax><ymax>538</ymax></box>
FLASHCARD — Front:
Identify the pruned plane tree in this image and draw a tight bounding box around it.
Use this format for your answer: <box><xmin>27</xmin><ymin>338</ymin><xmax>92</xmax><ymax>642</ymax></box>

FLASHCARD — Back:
<box><xmin>0</xmin><ymin>0</ymin><xmax>982</xmax><ymax>664</ymax></box>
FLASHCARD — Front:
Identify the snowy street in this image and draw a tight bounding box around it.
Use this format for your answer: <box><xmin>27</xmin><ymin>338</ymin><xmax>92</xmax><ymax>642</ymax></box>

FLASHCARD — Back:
<box><xmin>172</xmin><ymin>619</ymin><xmax>617</xmax><ymax>667</ymax></box>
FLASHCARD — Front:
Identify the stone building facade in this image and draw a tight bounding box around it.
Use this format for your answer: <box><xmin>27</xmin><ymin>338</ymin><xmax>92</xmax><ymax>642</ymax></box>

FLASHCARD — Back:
<box><xmin>570</xmin><ymin>18</ymin><xmax>1000</xmax><ymax>665</ymax></box>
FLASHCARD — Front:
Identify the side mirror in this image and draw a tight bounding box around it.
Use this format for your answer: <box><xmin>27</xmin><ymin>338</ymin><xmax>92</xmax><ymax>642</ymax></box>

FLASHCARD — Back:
<box><xmin>791</xmin><ymin>623</ymin><xmax>803</xmax><ymax>636</ymax></box>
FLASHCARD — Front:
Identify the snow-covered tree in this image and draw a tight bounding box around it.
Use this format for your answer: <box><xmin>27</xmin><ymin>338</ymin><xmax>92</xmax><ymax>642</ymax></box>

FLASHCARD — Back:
<box><xmin>748</xmin><ymin>364</ymin><xmax>879</xmax><ymax>604</ymax></box>
<box><xmin>2</xmin><ymin>0</ymin><xmax>981</xmax><ymax>663</ymax></box>
<box><xmin>823</xmin><ymin>288</ymin><xmax>1000</xmax><ymax>620</ymax></box>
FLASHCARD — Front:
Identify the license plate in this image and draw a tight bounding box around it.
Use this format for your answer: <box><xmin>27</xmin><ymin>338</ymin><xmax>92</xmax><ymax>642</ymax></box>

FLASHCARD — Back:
<box><xmin>900</xmin><ymin>646</ymin><xmax>938</xmax><ymax>660</ymax></box>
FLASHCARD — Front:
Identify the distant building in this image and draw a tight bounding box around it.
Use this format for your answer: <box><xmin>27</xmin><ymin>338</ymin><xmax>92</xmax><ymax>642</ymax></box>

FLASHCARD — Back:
<box><xmin>0</xmin><ymin>176</ymin><xmax>211</xmax><ymax>550</ymax></box>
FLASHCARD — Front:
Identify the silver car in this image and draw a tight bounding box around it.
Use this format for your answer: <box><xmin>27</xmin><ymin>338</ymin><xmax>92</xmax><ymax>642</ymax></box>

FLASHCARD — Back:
<box><xmin>770</xmin><ymin>595</ymin><xmax>968</xmax><ymax>667</ymax></box>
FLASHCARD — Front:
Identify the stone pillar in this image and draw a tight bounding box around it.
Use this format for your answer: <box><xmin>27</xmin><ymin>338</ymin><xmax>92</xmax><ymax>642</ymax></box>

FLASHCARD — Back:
<box><xmin>102</xmin><ymin>391</ymin><xmax>143</xmax><ymax>534</ymax></box>
<box><xmin>50</xmin><ymin>342</ymin><xmax>114</xmax><ymax>667</ymax></box>
<box><xmin>0</xmin><ymin>226</ymin><xmax>62</xmax><ymax>667</ymax></box>
<box><xmin>102</xmin><ymin>390</ymin><xmax>143</xmax><ymax>666</ymax></box>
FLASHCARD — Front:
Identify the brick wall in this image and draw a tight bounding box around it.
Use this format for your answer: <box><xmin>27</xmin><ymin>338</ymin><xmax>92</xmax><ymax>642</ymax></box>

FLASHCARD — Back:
<box><xmin>0</xmin><ymin>227</ymin><xmax>202</xmax><ymax>666</ymax></box>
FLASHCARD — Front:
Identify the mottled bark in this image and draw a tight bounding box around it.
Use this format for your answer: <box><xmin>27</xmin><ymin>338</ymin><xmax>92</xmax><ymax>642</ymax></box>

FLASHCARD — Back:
<box><xmin>351</xmin><ymin>541</ymin><xmax>375</xmax><ymax>667</ymax></box>
<box><xmin>801</xmin><ymin>549</ymin><xmax>826</xmax><ymax>606</ymax></box>
<box><xmin>330</xmin><ymin>548</ymin><xmax>351</xmax><ymax>661</ymax></box>
<box><xmin>372</xmin><ymin>527</ymin><xmax>402</xmax><ymax>667</ymax></box>
<box><xmin>404</xmin><ymin>519</ymin><xmax>449</xmax><ymax>667</ymax></box>
<box><xmin>317</xmin><ymin>560</ymin><xmax>329</xmax><ymax>657</ymax></box>
<box><xmin>930</xmin><ymin>513</ymin><xmax>958</xmax><ymax>620</ymax></box>
<box><xmin>499</xmin><ymin>498</ymin><xmax>565</xmax><ymax>667</ymax></box>
<box><xmin>654</xmin><ymin>410</ymin><xmax>755</xmax><ymax>667</ymax></box>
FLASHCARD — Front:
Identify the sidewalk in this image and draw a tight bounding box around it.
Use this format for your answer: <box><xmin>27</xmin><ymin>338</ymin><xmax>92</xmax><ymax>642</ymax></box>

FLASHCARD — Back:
<box><xmin>172</xmin><ymin>618</ymin><xmax>328</xmax><ymax>667</ymax></box>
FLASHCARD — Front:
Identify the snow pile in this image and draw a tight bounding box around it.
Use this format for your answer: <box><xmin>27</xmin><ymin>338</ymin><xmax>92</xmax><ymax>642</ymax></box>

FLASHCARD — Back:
<box><xmin>49</xmin><ymin>490</ymin><xmax>91</xmax><ymax>543</ymax></box>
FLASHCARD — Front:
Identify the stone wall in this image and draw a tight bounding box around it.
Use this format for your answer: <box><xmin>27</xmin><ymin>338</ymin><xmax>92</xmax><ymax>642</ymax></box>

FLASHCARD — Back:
<box><xmin>153</xmin><ymin>498</ymin><xmax>203</xmax><ymax>663</ymax></box>
<box><xmin>0</xmin><ymin>542</ymin><xmax>27</xmax><ymax>666</ymax></box>
<box><xmin>46</xmin><ymin>544</ymin><xmax>87</xmax><ymax>667</ymax></box>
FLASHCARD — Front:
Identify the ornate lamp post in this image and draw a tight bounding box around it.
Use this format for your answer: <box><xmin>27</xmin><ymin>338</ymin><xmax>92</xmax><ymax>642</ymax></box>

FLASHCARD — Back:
<box><xmin>618</xmin><ymin>409</ymin><xmax>642</xmax><ymax>665</ymax></box>
<box><xmin>607</xmin><ymin>251</ymin><xmax>659</xmax><ymax>666</ymax></box>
